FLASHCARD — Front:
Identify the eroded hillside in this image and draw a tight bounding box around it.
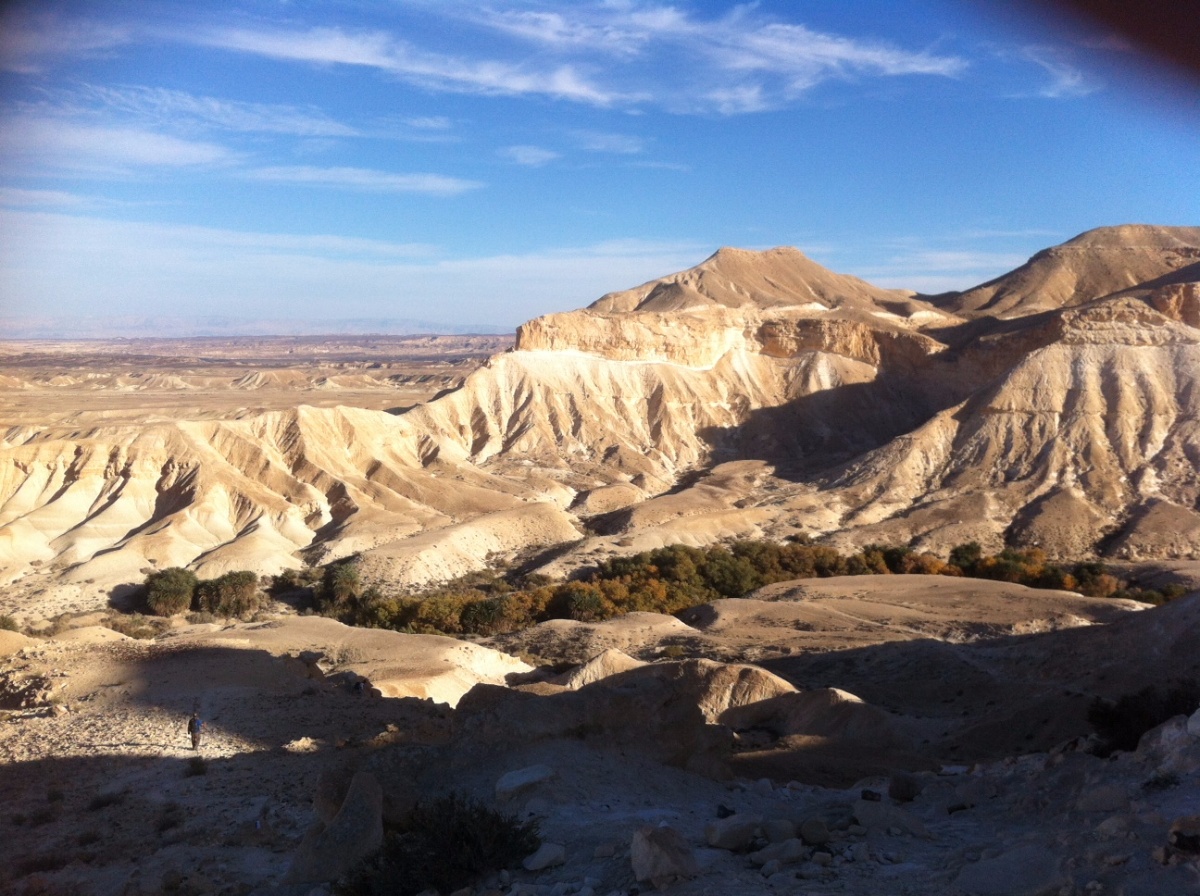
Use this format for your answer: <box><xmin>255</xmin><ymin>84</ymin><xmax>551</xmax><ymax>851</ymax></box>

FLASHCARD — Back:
<box><xmin>2</xmin><ymin>226</ymin><xmax>1199</xmax><ymax>615</ymax></box>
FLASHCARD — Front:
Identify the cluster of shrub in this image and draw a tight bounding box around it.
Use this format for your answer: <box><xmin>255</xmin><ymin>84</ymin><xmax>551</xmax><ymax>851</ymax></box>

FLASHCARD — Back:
<box><xmin>293</xmin><ymin>539</ymin><xmax>1188</xmax><ymax>639</ymax></box>
<box><xmin>142</xmin><ymin>568</ymin><xmax>267</xmax><ymax>619</ymax></box>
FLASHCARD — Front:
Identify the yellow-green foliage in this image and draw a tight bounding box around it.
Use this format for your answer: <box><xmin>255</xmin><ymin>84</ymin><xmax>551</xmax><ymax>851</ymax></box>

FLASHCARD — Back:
<box><xmin>324</xmin><ymin>539</ymin><xmax>1182</xmax><ymax>639</ymax></box>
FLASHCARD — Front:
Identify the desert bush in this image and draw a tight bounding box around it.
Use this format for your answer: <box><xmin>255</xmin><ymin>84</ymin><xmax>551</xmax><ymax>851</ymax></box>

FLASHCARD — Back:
<box><xmin>196</xmin><ymin>571</ymin><xmax>263</xmax><ymax>618</ymax></box>
<box><xmin>102</xmin><ymin>613</ymin><xmax>163</xmax><ymax>640</ymax></box>
<box><xmin>1088</xmin><ymin>681</ymin><xmax>1200</xmax><ymax>755</ymax></box>
<box><xmin>0</xmin><ymin>614</ymin><xmax>18</xmax><ymax>632</ymax></box>
<box><xmin>143</xmin><ymin>567</ymin><xmax>198</xmax><ymax>616</ymax></box>
<box><xmin>948</xmin><ymin>542</ymin><xmax>983</xmax><ymax>573</ymax></box>
<box><xmin>319</xmin><ymin>560</ymin><xmax>363</xmax><ymax>612</ymax></box>
<box><xmin>337</xmin><ymin>792</ymin><xmax>539</xmax><ymax>896</ymax></box>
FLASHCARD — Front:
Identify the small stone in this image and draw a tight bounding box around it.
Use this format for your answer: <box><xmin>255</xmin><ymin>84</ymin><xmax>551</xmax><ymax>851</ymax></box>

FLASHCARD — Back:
<box><xmin>888</xmin><ymin>771</ymin><xmax>923</xmax><ymax>803</ymax></box>
<box><xmin>755</xmin><ymin>777</ymin><xmax>775</xmax><ymax>795</ymax></box>
<box><xmin>761</xmin><ymin>859</ymin><xmax>782</xmax><ymax>877</ymax></box>
<box><xmin>853</xmin><ymin>800</ymin><xmax>930</xmax><ymax>839</ymax></box>
<box><xmin>762</xmin><ymin>818</ymin><xmax>796</xmax><ymax>843</ymax></box>
<box><xmin>748</xmin><ymin>838</ymin><xmax>807</xmax><ymax>867</ymax></box>
<box><xmin>593</xmin><ymin>842</ymin><xmax>617</xmax><ymax>858</ymax></box>
<box><xmin>1187</xmin><ymin>708</ymin><xmax>1200</xmax><ymax>739</ymax></box>
<box><xmin>497</xmin><ymin>765</ymin><xmax>555</xmax><ymax>801</ymax></box>
<box><xmin>705</xmin><ymin>813</ymin><xmax>762</xmax><ymax>850</ymax></box>
<box><xmin>799</xmin><ymin>818</ymin><xmax>829</xmax><ymax>845</ymax></box>
<box><xmin>813</xmin><ymin>851</ymin><xmax>833</xmax><ymax>867</ymax></box>
<box><xmin>887</xmin><ymin>826</ymin><xmax>902</xmax><ymax>837</ymax></box>
<box><xmin>1168</xmin><ymin>816</ymin><xmax>1200</xmax><ymax>854</ymax></box>
<box><xmin>523</xmin><ymin>843</ymin><xmax>567</xmax><ymax>872</ymax></box>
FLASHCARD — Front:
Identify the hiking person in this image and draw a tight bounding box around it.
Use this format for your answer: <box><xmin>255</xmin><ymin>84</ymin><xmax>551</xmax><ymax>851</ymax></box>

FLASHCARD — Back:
<box><xmin>188</xmin><ymin>711</ymin><xmax>204</xmax><ymax>750</ymax></box>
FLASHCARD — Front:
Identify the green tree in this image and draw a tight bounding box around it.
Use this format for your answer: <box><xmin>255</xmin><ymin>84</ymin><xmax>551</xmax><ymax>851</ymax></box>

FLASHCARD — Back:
<box><xmin>144</xmin><ymin>567</ymin><xmax>198</xmax><ymax>616</ymax></box>
<box><xmin>196</xmin><ymin>571</ymin><xmax>262</xmax><ymax>618</ymax></box>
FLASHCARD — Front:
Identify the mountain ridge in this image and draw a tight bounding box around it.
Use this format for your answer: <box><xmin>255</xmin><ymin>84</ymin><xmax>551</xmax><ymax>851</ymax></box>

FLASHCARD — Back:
<box><xmin>2</xmin><ymin>224</ymin><xmax>1198</xmax><ymax>613</ymax></box>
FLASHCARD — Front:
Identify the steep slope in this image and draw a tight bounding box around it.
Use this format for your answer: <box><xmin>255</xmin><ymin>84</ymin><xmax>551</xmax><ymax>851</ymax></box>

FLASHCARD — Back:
<box><xmin>930</xmin><ymin>224</ymin><xmax>1200</xmax><ymax>319</ymax></box>
<box><xmin>820</xmin><ymin>299</ymin><xmax>1200</xmax><ymax>557</ymax></box>
<box><xmin>3</xmin><ymin>229</ymin><xmax>1199</xmax><ymax>613</ymax></box>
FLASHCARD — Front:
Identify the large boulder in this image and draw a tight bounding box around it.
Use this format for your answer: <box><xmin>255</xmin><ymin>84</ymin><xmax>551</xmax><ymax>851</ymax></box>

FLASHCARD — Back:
<box><xmin>286</xmin><ymin>771</ymin><xmax>384</xmax><ymax>884</ymax></box>
<box><xmin>631</xmin><ymin>825</ymin><xmax>698</xmax><ymax>890</ymax></box>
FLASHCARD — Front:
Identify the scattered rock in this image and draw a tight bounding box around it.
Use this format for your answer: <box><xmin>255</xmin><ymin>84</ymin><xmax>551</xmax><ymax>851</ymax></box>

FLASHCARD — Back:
<box><xmin>1168</xmin><ymin>816</ymin><xmax>1200</xmax><ymax>855</ymax></box>
<box><xmin>496</xmin><ymin>764</ymin><xmax>556</xmax><ymax>801</ymax></box>
<box><xmin>748</xmin><ymin>838</ymin><xmax>806</xmax><ymax>866</ymax></box>
<box><xmin>798</xmin><ymin>818</ymin><xmax>830</xmax><ymax>846</ymax></box>
<box><xmin>631</xmin><ymin>825</ymin><xmax>698</xmax><ymax>890</ymax></box>
<box><xmin>523</xmin><ymin>842</ymin><xmax>567</xmax><ymax>871</ymax></box>
<box><xmin>704</xmin><ymin>813</ymin><xmax>761</xmax><ymax>850</ymax></box>
<box><xmin>762</xmin><ymin>818</ymin><xmax>796</xmax><ymax>843</ymax></box>
<box><xmin>888</xmin><ymin>771</ymin><xmax>923</xmax><ymax>803</ymax></box>
<box><xmin>953</xmin><ymin>845</ymin><xmax>1065</xmax><ymax>896</ymax></box>
<box><xmin>852</xmin><ymin>800</ymin><xmax>930</xmax><ymax>839</ymax></box>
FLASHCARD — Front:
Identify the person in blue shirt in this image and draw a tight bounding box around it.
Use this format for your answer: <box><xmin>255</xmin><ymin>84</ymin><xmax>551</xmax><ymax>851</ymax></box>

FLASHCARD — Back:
<box><xmin>187</xmin><ymin>711</ymin><xmax>204</xmax><ymax>751</ymax></box>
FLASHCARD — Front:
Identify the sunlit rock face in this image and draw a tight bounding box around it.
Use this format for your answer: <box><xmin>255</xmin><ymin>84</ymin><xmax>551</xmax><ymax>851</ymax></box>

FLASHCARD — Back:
<box><xmin>2</xmin><ymin>226</ymin><xmax>1199</xmax><ymax>607</ymax></box>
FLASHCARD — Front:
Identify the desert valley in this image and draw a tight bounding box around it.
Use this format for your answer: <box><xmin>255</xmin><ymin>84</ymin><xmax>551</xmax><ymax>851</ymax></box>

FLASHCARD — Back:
<box><xmin>1</xmin><ymin>225</ymin><xmax>1199</xmax><ymax>896</ymax></box>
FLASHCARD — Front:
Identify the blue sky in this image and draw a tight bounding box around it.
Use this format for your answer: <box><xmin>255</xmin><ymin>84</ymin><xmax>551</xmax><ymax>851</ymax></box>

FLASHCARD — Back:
<box><xmin>1</xmin><ymin>0</ymin><xmax>1197</xmax><ymax>334</ymax></box>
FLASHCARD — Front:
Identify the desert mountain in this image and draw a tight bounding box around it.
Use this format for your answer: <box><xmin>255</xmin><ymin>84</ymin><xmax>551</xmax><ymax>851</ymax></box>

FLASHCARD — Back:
<box><xmin>928</xmin><ymin>223</ymin><xmax>1200</xmax><ymax>319</ymax></box>
<box><xmin>1</xmin><ymin>225</ymin><xmax>1198</xmax><ymax>612</ymax></box>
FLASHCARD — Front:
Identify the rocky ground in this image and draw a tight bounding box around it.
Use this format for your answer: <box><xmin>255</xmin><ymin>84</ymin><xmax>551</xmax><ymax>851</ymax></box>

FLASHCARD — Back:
<box><xmin>0</xmin><ymin>584</ymin><xmax>1197</xmax><ymax>895</ymax></box>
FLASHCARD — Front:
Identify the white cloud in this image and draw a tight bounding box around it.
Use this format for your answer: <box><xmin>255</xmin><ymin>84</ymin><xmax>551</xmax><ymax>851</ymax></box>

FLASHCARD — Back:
<box><xmin>0</xmin><ymin>187</ymin><xmax>91</xmax><ymax>208</ymax></box>
<box><xmin>1020</xmin><ymin>46</ymin><xmax>1099</xmax><ymax>98</ymax></box>
<box><xmin>0</xmin><ymin>209</ymin><xmax>708</xmax><ymax>328</ymax></box>
<box><xmin>178</xmin><ymin>5</ymin><xmax>963</xmax><ymax>114</ymax></box>
<box><xmin>500</xmin><ymin>145</ymin><xmax>561</xmax><ymax>166</ymax></box>
<box><xmin>74</xmin><ymin>84</ymin><xmax>361</xmax><ymax>137</ymax></box>
<box><xmin>193</xmin><ymin>25</ymin><xmax>624</xmax><ymax>106</ymax></box>
<box><xmin>244</xmin><ymin>165</ymin><xmax>483</xmax><ymax>195</ymax></box>
<box><xmin>0</xmin><ymin>115</ymin><xmax>235</xmax><ymax>171</ymax></box>
<box><xmin>856</xmin><ymin>248</ymin><xmax>1029</xmax><ymax>293</ymax></box>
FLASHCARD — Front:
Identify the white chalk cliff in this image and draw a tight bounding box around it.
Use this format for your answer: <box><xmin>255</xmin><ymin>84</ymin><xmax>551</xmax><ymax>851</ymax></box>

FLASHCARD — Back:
<box><xmin>2</xmin><ymin>226</ymin><xmax>1199</xmax><ymax>602</ymax></box>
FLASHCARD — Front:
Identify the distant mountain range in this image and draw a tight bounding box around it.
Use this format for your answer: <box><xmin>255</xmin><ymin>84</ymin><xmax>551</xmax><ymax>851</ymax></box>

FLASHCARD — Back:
<box><xmin>0</xmin><ymin>316</ymin><xmax>513</xmax><ymax>339</ymax></box>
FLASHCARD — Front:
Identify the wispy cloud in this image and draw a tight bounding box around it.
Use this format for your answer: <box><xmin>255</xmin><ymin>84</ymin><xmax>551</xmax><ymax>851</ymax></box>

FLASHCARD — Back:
<box><xmin>73</xmin><ymin>84</ymin><xmax>361</xmax><ymax>137</ymax></box>
<box><xmin>0</xmin><ymin>115</ymin><xmax>235</xmax><ymax>172</ymax></box>
<box><xmin>245</xmin><ymin>165</ymin><xmax>483</xmax><ymax>195</ymax></box>
<box><xmin>0</xmin><ymin>10</ymin><xmax>133</xmax><ymax>73</ymax></box>
<box><xmin>0</xmin><ymin>187</ymin><xmax>92</xmax><ymax>208</ymax></box>
<box><xmin>193</xmin><ymin>25</ymin><xmax>624</xmax><ymax>106</ymax></box>
<box><xmin>500</xmin><ymin>145</ymin><xmax>561</xmax><ymax>166</ymax></box>
<box><xmin>1020</xmin><ymin>46</ymin><xmax>1099</xmax><ymax>98</ymax></box>
<box><xmin>176</xmin><ymin>4</ymin><xmax>964</xmax><ymax>115</ymax></box>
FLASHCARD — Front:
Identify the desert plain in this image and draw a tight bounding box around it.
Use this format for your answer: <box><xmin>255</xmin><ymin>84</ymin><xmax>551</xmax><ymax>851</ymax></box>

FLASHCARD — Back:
<box><xmin>1</xmin><ymin>225</ymin><xmax>1199</xmax><ymax>895</ymax></box>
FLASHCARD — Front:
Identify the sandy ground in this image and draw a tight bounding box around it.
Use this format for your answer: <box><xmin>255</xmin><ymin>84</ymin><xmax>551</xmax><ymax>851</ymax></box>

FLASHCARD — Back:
<box><xmin>0</xmin><ymin>581</ymin><xmax>1196</xmax><ymax>894</ymax></box>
